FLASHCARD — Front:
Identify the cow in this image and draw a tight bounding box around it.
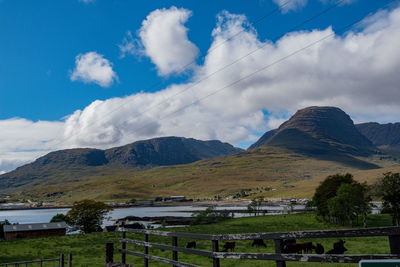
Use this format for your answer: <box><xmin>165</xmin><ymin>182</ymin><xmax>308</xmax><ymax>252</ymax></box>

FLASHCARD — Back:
<box><xmin>299</xmin><ymin>242</ymin><xmax>315</xmax><ymax>253</ymax></box>
<box><xmin>223</xmin><ymin>241</ymin><xmax>236</xmax><ymax>252</ymax></box>
<box><xmin>186</xmin><ymin>241</ymin><xmax>196</xmax><ymax>249</ymax></box>
<box><xmin>283</xmin><ymin>239</ymin><xmax>296</xmax><ymax>246</ymax></box>
<box><xmin>252</xmin><ymin>239</ymin><xmax>267</xmax><ymax>248</ymax></box>
<box><xmin>283</xmin><ymin>241</ymin><xmax>314</xmax><ymax>254</ymax></box>
<box><xmin>283</xmin><ymin>243</ymin><xmax>302</xmax><ymax>253</ymax></box>
<box><xmin>315</xmin><ymin>243</ymin><xmax>324</xmax><ymax>254</ymax></box>
<box><xmin>326</xmin><ymin>240</ymin><xmax>347</xmax><ymax>254</ymax></box>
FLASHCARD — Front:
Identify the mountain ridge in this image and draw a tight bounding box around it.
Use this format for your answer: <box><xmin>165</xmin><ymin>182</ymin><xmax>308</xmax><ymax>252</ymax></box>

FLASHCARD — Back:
<box><xmin>1</xmin><ymin>106</ymin><xmax>399</xmax><ymax>203</ymax></box>
<box><xmin>250</xmin><ymin>106</ymin><xmax>376</xmax><ymax>156</ymax></box>
<box><xmin>356</xmin><ymin>122</ymin><xmax>400</xmax><ymax>148</ymax></box>
<box><xmin>0</xmin><ymin>136</ymin><xmax>242</xmax><ymax>190</ymax></box>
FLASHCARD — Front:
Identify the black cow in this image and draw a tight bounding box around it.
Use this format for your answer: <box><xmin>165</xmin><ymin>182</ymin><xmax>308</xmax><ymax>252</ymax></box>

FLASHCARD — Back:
<box><xmin>301</xmin><ymin>242</ymin><xmax>315</xmax><ymax>253</ymax></box>
<box><xmin>283</xmin><ymin>242</ymin><xmax>313</xmax><ymax>254</ymax></box>
<box><xmin>315</xmin><ymin>243</ymin><xmax>324</xmax><ymax>254</ymax></box>
<box><xmin>283</xmin><ymin>239</ymin><xmax>296</xmax><ymax>246</ymax></box>
<box><xmin>186</xmin><ymin>241</ymin><xmax>196</xmax><ymax>249</ymax></box>
<box><xmin>223</xmin><ymin>241</ymin><xmax>236</xmax><ymax>252</ymax></box>
<box><xmin>283</xmin><ymin>243</ymin><xmax>301</xmax><ymax>253</ymax></box>
<box><xmin>326</xmin><ymin>240</ymin><xmax>347</xmax><ymax>254</ymax></box>
<box><xmin>252</xmin><ymin>239</ymin><xmax>267</xmax><ymax>248</ymax></box>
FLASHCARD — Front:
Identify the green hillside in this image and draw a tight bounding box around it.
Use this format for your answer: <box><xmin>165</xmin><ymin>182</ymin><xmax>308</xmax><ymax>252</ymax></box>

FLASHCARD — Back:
<box><xmin>4</xmin><ymin>146</ymin><xmax>398</xmax><ymax>204</ymax></box>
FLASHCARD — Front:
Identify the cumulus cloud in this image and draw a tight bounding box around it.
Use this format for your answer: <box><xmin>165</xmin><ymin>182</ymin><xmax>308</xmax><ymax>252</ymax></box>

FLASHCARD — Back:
<box><xmin>63</xmin><ymin>6</ymin><xmax>400</xmax><ymax>147</ymax></box>
<box><xmin>2</xmin><ymin>6</ymin><xmax>400</xmax><ymax>173</ymax></box>
<box><xmin>120</xmin><ymin>6</ymin><xmax>199</xmax><ymax>76</ymax></box>
<box><xmin>70</xmin><ymin>52</ymin><xmax>118</xmax><ymax>87</ymax></box>
<box><xmin>0</xmin><ymin>118</ymin><xmax>64</xmax><ymax>173</ymax></box>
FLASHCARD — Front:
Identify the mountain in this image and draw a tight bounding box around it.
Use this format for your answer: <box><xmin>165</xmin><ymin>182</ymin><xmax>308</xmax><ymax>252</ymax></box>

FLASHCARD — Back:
<box><xmin>0</xmin><ymin>136</ymin><xmax>242</xmax><ymax>190</ymax></box>
<box><xmin>248</xmin><ymin>129</ymin><xmax>277</xmax><ymax>150</ymax></box>
<box><xmin>248</xmin><ymin>106</ymin><xmax>378</xmax><ymax>168</ymax></box>
<box><xmin>356</xmin><ymin>122</ymin><xmax>400</xmax><ymax>148</ymax></box>
<box><xmin>2</xmin><ymin>106</ymin><xmax>397</xmax><ymax>203</ymax></box>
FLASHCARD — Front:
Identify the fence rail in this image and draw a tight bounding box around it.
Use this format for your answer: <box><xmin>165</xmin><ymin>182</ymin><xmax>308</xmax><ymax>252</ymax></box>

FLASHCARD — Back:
<box><xmin>0</xmin><ymin>254</ymin><xmax>71</xmax><ymax>267</ymax></box>
<box><xmin>106</xmin><ymin>226</ymin><xmax>400</xmax><ymax>267</ymax></box>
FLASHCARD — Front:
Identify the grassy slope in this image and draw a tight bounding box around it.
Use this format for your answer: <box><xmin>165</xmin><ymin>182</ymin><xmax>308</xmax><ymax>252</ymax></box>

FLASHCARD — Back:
<box><xmin>0</xmin><ymin>213</ymin><xmax>394</xmax><ymax>267</ymax></box>
<box><xmin>7</xmin><ymin>146</ymin><xmax>400</xmax><ymax>204</ymax></box>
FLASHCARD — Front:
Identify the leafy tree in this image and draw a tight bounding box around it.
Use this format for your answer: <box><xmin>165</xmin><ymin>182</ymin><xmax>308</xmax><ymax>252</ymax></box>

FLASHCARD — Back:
<box><xmin>50</xmin><ymin>213</ymin><xmax>70</xmax><ymax>223</ymax></box>
<box><xmin>353</xmin><ymin>182</ymin><xmax>372</xmax><ymax>228</ymax></box>
<box><xmin>326</xmin><ymin>181</ymin><xmax>371</xmax><ymax>227</ymax></box>
<box><xmin>191</xmin><ymin>206</ymin><xmax>232</xmax><ymax>225</ymax></box>
<box><xmin>327</xmin><ymin>183</ymin><xmax>358</xmax><ymax>226</ymax></box>
<box><xmin>0</xmin><ymin>219</ymin><xmax>10</xmax><ymax>239</ymax></box>
<box><xmin>379</xmin><ymin>172</ymin><xmax>400</xmax><ymax>226</ymax></box>
<box><xmin>247</xmin><ymin>197</ymin><xmax>264</xmax><ymax>216</ymax></box>
<box><xmin>312</xmin><ymin>173</ymin><xmax>355</xmax><ymax>218</ymax></box>
<box><xmin>67</xmin><ymin>199</ymin><xmax>113</xmax><ymax>233</ymax></box>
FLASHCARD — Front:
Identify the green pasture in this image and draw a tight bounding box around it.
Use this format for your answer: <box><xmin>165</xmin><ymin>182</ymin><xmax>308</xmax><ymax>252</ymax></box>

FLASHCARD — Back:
<box><xmin>0</xmin><ymin>213</ymin><xmax>395</xmax><ymax>267</ymax></box>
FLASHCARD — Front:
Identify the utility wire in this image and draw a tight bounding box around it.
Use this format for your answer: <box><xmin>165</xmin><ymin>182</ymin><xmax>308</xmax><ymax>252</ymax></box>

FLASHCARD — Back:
<box><xmin>98</xmin><ymin>0</ymin><xmax>388</xmax><ymax>141</ymax></box>
<box><xmin>60</xmin><ymin>0</ymin><xmax>392</xmax><ymax>149</ymax></box>
<box><xmin>61</xmin><ymin>1</ymin><xmax>292</xmax><ymax>136</ymax></box>
<box><xmin>59</xmin><ymin>0</ymin><xmax>345</xmax><ymax>147</ymax></box>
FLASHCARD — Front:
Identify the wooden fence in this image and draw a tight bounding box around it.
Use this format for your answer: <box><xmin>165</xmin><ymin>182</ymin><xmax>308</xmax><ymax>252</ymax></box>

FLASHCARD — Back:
<box><xmin>106</xmin><ymin>226</ymin><xmax>400</xmax><ymax>267</ymax></box>
<box><xmin>0</xmin><ymin>254</ymin><xmax>71</xmax><ymax>267</ymax></box>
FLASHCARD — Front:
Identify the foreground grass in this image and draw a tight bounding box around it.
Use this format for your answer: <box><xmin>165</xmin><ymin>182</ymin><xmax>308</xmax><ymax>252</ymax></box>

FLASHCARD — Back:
<box><xmin>0</xmin><ymin>213</ymin><xmax>394</xmax><ymax>267</ymax></box>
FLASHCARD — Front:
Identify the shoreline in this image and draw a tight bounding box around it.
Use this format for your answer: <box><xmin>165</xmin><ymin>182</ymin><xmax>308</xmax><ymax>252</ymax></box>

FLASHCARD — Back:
<box><xmin>0</xmin><ymin>200</ymin><xmax>259</xmax><ymax>211</ymax></box>
<box><xmin>0</xmin><ymin>199</ymin><xmax>316</xmax><ymax>212</ymax></box>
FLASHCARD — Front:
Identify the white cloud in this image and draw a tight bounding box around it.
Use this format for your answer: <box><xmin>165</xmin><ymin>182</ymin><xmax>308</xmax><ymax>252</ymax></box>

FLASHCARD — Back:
<box><xmin>0</xmin><ymin>118</ymin><xmax>64</xmax><ymax>173</ymax></box>
<box><xmin>118</xmin><ymin>31</ymin><xmax>141</xmax><ymax>58</ymax></box>
<box><xmin>70</xmin><ymin>52</ymin><xmax>118</xmax><ymax>87</ymax></box>
<box><xmin>63</xmin><ymin>6</ymin><xmax>400</xmax><ymax>146</ymax></box>
<box><xmin>2</xmin><ymin>6</ymin><xmax>400</xmax><ymax>173</ymax></box>
<box><xmin>273</xmin><ymin>0</ymin><xmax>308</xmax><ymax>13</ymax></box>
<box><xmin>121</xmin><ymin>6</ymin><xmax>199</xmax><ymax>76</ymax></box>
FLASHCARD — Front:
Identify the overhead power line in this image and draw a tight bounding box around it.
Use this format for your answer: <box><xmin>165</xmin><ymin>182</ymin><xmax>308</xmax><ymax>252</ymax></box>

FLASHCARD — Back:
<box><xmin>57</xmin><ymin>0</ymin><xmax>392</xmax><ymax>148</ymax></box>
<box><xmin>113</xmin><ymin>0</ymin><xmax>396</xmax><ymax>140</ymax></box>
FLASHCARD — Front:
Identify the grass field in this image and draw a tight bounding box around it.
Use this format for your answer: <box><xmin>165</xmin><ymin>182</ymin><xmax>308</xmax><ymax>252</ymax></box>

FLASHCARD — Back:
<box><xmin>0</xmin><ymin>213</ymin><xmax>395</xmax><ymax>267</ymax></box>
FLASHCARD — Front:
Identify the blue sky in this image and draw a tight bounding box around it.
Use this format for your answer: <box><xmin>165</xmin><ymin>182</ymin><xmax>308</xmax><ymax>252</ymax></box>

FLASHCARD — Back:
<box><xmin>0</xmin><ymin>0</ymin><xmax>399</xmax><ymax>173</ymax></box>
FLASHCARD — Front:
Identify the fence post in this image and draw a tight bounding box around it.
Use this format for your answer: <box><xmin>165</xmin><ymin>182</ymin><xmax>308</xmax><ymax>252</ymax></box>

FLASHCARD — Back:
<box><xmin>122</xmin><ymin>231</ymin><xmax>126</xmax><ymax>265</ymax></box>
<box><xmin>68</xmin><ymin>253</ymin><xmax>72</xmax><ymax>267</ymax></box>
<box><xmin>389</xmin><ymin>235</ymin><xmax>400</xmax><ymax>254</ymax></box>
<box><xmin>212</xmin><ymin>240</ymin><xmax>220</xmax><ymax>267</ymax></box>
<box><xmin>144</xmin><ymin>233</ymin><xmax>149</xmax><ymax>267</ymax></box>
<box><xmin>59</xmin><ymin>253</ymin><xmax>65</xmax><ymax>267</ymax></box>
<box><xmin>105</xmin><ymin>242</ymin><xmax>114</xmax><ymax>265</ymax></box>
<box><xmin>274</xmin><ymin>239</ymin><xmax>286</xmax><ymax>267</ymax></box>
<box><xmin>172</xmin><ymin>236</ymin><xmax>178</xmax><ymax>267</ymax></box>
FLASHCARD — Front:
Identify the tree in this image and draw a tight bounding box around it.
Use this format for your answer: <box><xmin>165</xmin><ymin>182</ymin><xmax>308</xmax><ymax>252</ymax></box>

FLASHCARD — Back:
<box><xmin>312</xmin><ymin>173</ymin><xmax>355</xmax><ymax>218</ymax></box>
<box><xmin>67</xmin><ymin>199</ymin><xmax>113</xmax><ymax>233</ymax></box>
<box><xmin>247</xmin><ymin>197</ymin><xmax>264</xmax><ymax>216</ymax></box>
<box><xmin>191</xmin><ymin>206</ymin><xmax>232</xmax><ymax>225</ymax></box>
<box><xmin>325</xmin><ymin>181</ymin><xmax>372</xmax><ymax>227</ymax></box>
<box><xmin>0</xmin><ymin>219</ymin><xmax>10</xmax><ymax>239</ymax></box>
<box><xmin>379</xmin><ymin>172</ymin><xmax>400</xmax><ymax>226</ymax></box>
<box><xmin>50</xmin><ymin>213</ymin><xmax>70</xmax><ymax>223</ymax></box>
<box><xmin>353</xmin><ymin>182</ymin><xmax>372</xmax><ymax>228</ymax></box>
<box><xmin>327</xmin><ymin>183</ymin><xmax>359</xmax><ymax>226</ymax></box>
